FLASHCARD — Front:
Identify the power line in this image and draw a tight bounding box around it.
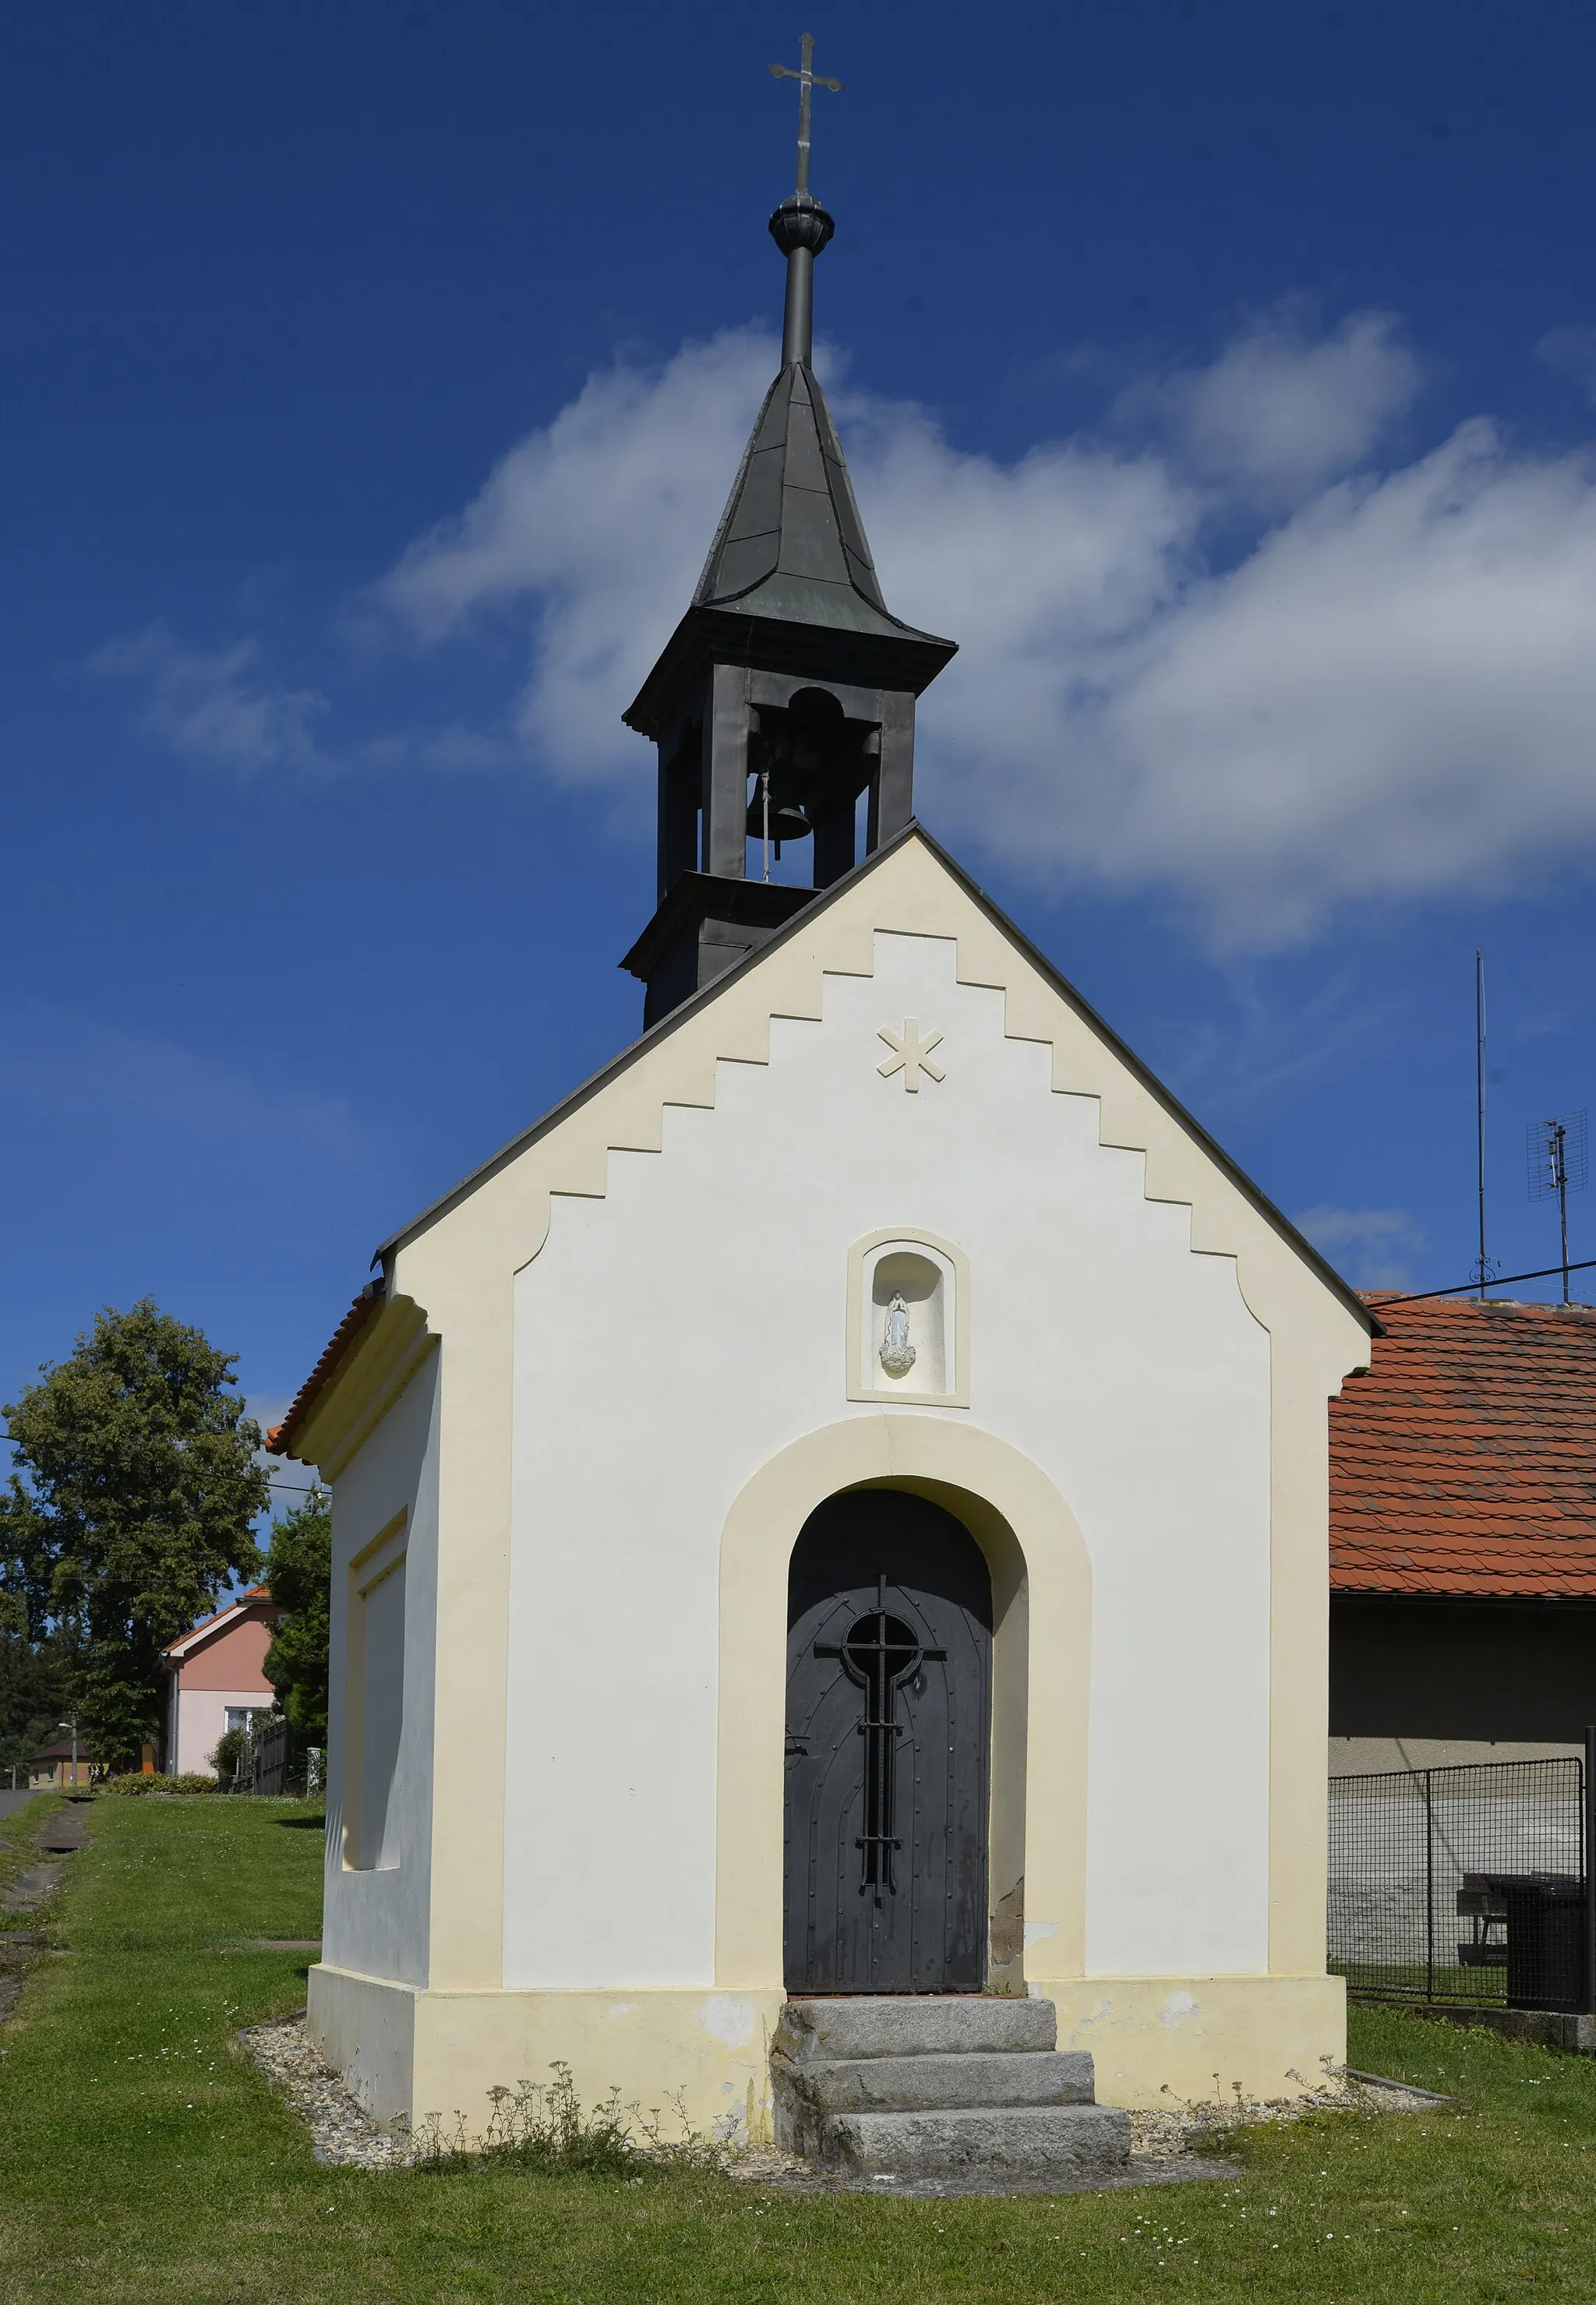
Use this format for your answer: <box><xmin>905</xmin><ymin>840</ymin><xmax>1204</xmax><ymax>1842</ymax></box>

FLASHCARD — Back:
<box><xmin>4</xmin><ymin>1428</ymin><xmax>322</xmax><ymax>1498</ymax></box>
<box><xmin>1372</xmin><ymin>1257</ymin><xmax>1596</xmax><ymax>1307</ymax></box>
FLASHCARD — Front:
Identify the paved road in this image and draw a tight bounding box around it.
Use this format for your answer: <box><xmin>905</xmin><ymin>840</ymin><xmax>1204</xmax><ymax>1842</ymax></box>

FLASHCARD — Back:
<box><xmin>0</xmin><ymin>1790</ymin><xmax>41</xmax><ymax>1822</ymax></box>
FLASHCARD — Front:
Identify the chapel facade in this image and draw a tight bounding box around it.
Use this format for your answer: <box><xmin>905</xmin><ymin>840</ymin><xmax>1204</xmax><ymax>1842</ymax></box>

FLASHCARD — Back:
<box><xmin>273</xmin><ymin>90</ymin><xmax>1374</xmax><ymax>2162</ymax></box>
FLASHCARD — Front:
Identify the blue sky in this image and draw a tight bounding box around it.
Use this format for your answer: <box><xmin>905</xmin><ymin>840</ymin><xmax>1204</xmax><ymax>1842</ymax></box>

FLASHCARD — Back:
<box><xmin>3</xmin><ymin>0</ymin><xmax>1595</xmax><ymax>1508</ymax></box>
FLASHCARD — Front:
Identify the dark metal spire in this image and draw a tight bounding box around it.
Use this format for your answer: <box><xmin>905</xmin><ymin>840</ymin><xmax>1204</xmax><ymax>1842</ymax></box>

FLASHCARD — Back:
<box><xmin>616</xmin><ymin>37</ymin><xmax>957</xmax><ymax>1027</ymax></box>
<box><xmin>768</xmin><ymin>34</ymin><xmax>841</xmax><ymax>367</ymax></box>
<box><xmin>628</xmin><ymin>31</ymin><xmax>957</xmax><ymax>679</ymax></box>
<box><xmin>690</xmin><ymin>360</ymin><xmax>902</xmax><ymax>635</ymax></box>
<box><xmin>673</xmin><ymin>34</ymin><xmax>933</xmax><ymax>640</ymax></box>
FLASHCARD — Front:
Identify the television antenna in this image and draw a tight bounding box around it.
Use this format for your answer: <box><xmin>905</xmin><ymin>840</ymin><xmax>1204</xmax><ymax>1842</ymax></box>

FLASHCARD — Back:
<box><xmin>1471</xmin><ymin>951</ymin><xmax>1498</xmax><ymax>1297</ymax></box>
<box><xmin>1527</xmin><ymin>1108</ymin><xmax>1589</xmax><ymax>1304</ymax></box>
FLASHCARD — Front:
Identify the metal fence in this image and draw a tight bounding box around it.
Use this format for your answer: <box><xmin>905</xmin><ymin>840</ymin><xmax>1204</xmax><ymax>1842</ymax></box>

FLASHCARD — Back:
<box><xmin>248</xmin><ymin>1716</ymin><xmax>292</xmax><ymax>1797</ymax></box>
<box><xmin>1329</xmin><ymin>1756</ymin><xmax>1594</xmax><ymax>2010</ymax></box>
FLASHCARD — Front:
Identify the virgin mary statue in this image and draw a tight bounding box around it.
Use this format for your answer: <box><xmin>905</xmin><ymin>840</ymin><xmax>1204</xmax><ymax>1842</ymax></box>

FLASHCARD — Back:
<box><xmin>879</xmin><ymin>1290</ymin><xmax>916</xmax><ymax>1377</ymax></box>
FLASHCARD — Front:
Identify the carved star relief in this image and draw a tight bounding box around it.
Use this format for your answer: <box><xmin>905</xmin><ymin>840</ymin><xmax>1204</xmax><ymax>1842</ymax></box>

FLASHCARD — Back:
<box><xmin>877</xmin><ymin>1018</ymin><xmax>945</xmax><ymax>1092</ymax></box>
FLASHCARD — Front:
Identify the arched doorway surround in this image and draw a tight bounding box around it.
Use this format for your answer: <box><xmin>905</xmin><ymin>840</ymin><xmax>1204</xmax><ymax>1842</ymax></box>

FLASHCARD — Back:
<box><xmin>715</xmin><ymin>1415</ymin><xmax>1093</xmax><ymax>1996</ymax></box>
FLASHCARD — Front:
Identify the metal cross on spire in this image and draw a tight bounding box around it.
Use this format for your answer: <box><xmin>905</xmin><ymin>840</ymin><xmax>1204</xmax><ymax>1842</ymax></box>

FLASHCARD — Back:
<box><xmin>771</xmin><ymin>34</ymin><xmax>842</xmax><ymax>199</ymax></box>
<box><xmin>767</xmin><ymin>36</ymin><xmax>842</xmax><ymax>366</ymax></box>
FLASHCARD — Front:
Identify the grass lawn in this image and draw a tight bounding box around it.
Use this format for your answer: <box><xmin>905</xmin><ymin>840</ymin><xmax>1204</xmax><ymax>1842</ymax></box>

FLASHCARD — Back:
<box><xmin>0</xmin><ymin>1791</ymin><xmax>61</xmax><ymax>1889</ymax></box>
<box><xmin>3</xmin><ymin>1800</ymin><xmax>1596</xmax><ymax>2300</ymax></box>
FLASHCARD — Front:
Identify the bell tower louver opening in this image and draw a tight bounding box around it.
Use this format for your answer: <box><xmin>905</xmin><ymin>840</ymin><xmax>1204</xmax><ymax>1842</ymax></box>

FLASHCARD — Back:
<box><xmin>620</xmin><ymin>35</ymin><xmax>956</xmax><ymax>1029</ymax></box>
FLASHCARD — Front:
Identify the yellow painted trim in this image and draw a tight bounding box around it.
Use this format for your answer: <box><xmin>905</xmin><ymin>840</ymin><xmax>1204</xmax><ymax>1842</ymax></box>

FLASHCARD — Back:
<box><xmin>713</xmin><ymin>1415</ymin><xmax>1091</xmax><ymax>1992</ymax></box>
<box><xmin>1051</xmin><ymin>1973</ymin><xmax>1347</xmax><ymax>2107</ymax></box>
<box><xmin>294</xmin><ymin>1300</ymin><xmax>433</xmax><ymax>1481</ymax></box>
<box><xmin>351</xmin><ymin>1510</ymin><xmax>408</xmax><ymax>1587</ymax></box>
<box><xmin>308</xmin><ymin>1964</ymin><xmax>786</xmax><ymax>2142</ymax></box>
<box><xmin>305</xmin><ymin>1962</ymin><xmax>1343</xmax><ymax>2133</ymax></box>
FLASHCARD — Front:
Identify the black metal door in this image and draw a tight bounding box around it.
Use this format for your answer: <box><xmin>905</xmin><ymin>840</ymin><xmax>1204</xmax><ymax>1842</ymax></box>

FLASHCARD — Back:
<box><xmin>783</xmin><ymin>1489</ymin><xmax>992</xmax><ymax>1993</ymax></box>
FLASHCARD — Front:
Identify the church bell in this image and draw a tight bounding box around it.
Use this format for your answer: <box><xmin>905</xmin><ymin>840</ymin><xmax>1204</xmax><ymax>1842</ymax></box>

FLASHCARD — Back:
<box><xmin>745</xmin><ymin>776</ymin><xmax>814</xmax><ymax>854</ymax></box>
<box><xmin>744</xmin><ymin>686</ymin><xmax>854</xmax><ymax>853</ymax></box>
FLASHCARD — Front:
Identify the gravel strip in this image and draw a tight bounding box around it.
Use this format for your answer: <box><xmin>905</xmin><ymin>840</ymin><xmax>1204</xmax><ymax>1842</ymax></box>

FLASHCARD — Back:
<box><xmin>1125</xmin><ymin>2069</ymin><xmax>1441</xmax><ymax>2157</ymax></box>
<box><xmin>241</xmin><ymin>2012</ymin><xmax>416</xmax><ymax>2168</ymax></box>
<box><xmin>721</xmin><ymin>2141</ymin><xmax>838</xmax><ymax>2188</ymax></box>
<box><xmin>241</xmin><ymin>2014</ymin><xmax>1439</xmax><ymax>2183</ymax></box>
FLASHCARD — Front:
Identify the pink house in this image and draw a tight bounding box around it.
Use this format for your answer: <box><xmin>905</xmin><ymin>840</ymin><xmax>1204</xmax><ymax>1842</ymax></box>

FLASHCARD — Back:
<box><xmin>161</xmin><ymin>1587</ymin><xmax>282</xmax><ymax>1777</ymax></box>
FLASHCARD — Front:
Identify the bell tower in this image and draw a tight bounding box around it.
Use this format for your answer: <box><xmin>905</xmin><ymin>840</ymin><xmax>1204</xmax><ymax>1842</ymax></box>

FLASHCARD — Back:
<box><xmin>620</xmin><ymin>37</ymin><xmax>956</xmax><ymax>1027</ymax></box>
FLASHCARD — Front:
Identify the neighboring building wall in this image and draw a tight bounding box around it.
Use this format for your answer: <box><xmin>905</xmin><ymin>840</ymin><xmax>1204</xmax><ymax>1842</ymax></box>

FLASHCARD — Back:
<box><xmin>1330</xmin><ymin>1597</ymin><xmax>1596</xmax><ymax>1745</ymax></box>
<box><xmin>171</xmin><ymin>1688</ymin><xmax>276</xmax><ymax>1777</ymax></box>
<box><xmin>1327</xmin><ymin>1300</ymin><xmax>1596</xmax><ymax>1773</ymax></box>
<box><xmin>168</xmin><ymin>1608</ymin><xmax>279</xmax><ymax>1777</ymax></box>
<box><xmin>29</xmin><ymin>1755</ymin><xmax>92</xmax><ymax>1787</ymax></box>
<box><xmin>1331</xmin><ymin>1737</ymin><xmax>1582</xmax><ymax>1772</ymax></box>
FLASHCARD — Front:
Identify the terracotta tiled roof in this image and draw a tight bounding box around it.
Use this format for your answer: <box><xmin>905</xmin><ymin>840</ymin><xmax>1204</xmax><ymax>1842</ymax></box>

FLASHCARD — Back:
<box><xmin>1330</xmin><ymin>1296</ymin><xmax>1596</xmax><ymax>1598</ymax></box>
<box><xmin>267</xmin><ymin>1280</ymin><xmax>383</xmax><ymax>1459</ymax></box>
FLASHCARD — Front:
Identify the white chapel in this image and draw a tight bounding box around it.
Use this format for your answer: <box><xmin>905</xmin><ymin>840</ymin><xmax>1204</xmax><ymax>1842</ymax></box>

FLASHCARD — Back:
<box><xmin>273</xmin><ymin>73</ymin><xmax>1374</xmax><ymax>2180</ymax></box>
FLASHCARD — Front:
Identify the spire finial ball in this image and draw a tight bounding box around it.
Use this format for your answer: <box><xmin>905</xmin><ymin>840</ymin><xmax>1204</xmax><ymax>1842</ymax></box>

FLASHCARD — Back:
<box><xmin>768</xmin><ymin>195</ymin><xmax>835</xmax><ymax>259</ymax></box>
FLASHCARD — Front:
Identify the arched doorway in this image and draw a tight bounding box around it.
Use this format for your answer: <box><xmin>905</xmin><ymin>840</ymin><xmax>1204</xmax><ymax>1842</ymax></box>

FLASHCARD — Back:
<box><xmin>784</xmin><ymin>1488</ymin><xmax>992</xmax><ymax>1993</ymax></box>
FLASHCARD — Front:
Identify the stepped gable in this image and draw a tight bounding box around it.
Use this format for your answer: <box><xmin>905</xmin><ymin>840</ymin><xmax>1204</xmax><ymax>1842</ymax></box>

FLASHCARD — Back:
<box><xmin>1330</xmin><ymin>1296</ymin><xmax>1596</xmax><ymax>1597</ymax></box>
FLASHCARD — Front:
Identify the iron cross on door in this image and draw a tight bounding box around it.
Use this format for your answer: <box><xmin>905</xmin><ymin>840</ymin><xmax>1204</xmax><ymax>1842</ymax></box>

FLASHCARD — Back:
<box><xmin>815</xmin><ymin>1575</ymin><xmax>946</xmax><ymax>1904</ymax></box>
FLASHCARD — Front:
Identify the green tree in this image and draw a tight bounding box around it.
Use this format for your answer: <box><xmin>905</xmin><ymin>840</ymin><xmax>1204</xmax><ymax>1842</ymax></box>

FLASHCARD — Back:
<box><xmin>0</xmin><ymin>1617</ymin><xmax>72</xmax><ymax>1783</ymax></box>
<box><xmin>262</xmin><ymin>1488</ymin><xmax>330</xmax><ymax>1749</ymax></box>
<box><xmin>0</xmin><ymin>1300</ymin><xmax>269</xmax><ymax>1769</ymax></box>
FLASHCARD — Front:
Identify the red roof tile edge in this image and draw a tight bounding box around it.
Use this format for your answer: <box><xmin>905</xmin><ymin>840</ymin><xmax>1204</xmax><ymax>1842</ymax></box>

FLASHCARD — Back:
<box><xmin>268</xmin><ymin>1280</ymin><xmax>384</xmax><ymax>1460</ymax></box>
<box><xmin>1330</xmin><ymin>1290</ymin><xmax>1596</xmax><ymax>1601</ymax></box>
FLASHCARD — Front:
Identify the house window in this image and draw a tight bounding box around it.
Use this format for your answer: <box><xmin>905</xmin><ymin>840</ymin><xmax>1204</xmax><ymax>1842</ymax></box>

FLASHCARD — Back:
<box><xmin>224</xmin><ymin>1707</ymin><xmax>261</xmax><ymax>1735</ymax></box>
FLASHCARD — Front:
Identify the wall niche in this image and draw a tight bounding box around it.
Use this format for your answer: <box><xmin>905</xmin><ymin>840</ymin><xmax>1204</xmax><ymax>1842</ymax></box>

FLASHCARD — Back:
<box><xmin>847</xmin><ymin>1230</ymin><xmax>969</xmax><ymax>1408</ymax></box>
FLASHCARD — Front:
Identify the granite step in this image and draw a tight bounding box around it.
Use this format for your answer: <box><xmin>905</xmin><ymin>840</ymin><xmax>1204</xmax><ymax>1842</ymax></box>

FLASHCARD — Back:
<box><xmin>775</xmin><ymin>1994</ymin><xmax>1055</xmax><ymax>2063</ymax></box>
<box><xmin>771</xmin><ymin>1996</ymin><xmax>1132</xmax><ymax>2185</ymax></box>
<box><xmin>813</xmin><ymin>2104</ymin><xmax>1132</xmax><ymax>2183</ymax></box>
<box><xmin>781</xmin><ymin>2049</ymin><xmax>1096</xmax><ymax>2115</ymax></box>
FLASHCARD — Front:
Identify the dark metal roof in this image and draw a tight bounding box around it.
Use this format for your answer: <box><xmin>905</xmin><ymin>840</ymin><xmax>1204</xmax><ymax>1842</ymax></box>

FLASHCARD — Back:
<box><xmin>618</xmin><ymin>870</ymin><xmax>812</xmax><ymax>983</ymax></box>
<box><xmin>691</xmin><ymin>358</ymin><xmax>947</xmax><ymax>648</ymax></box>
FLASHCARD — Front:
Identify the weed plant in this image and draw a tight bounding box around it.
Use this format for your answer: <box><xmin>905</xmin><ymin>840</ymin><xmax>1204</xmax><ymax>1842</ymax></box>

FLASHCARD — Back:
<box><xmin>409</xmin><ymin>2063</ymin><xmax>726</xmax><ymax>2178</ymax></box>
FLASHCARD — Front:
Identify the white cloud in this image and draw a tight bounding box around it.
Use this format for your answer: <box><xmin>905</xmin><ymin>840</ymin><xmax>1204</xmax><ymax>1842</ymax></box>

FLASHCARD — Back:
<box><xmin>1115</xmin><ymin>305</ymin><xmax>1421</xmax><ymax>503</ymax></box>
<box><xmin>106</xmin><ymin>311</ymin><xmax>1596</xmax><ymax>948</ymax></box>
<box><xmin>1294</xmin><ymin>1204</ymin><xmax>1427</xmax><ymax>1290</ymax></box>
<box><xmin>380</xmin><ymin>319</ymin><xmax>1596</xmax><ymax>943</ymax></box>
<box><xmin>377</xmin><ymin>330</ymin><xmax>779</xmax><ymax>775</ymax></box>
<box><xmin>917</xmin><ymin>416</ymin><xmax>1596</xmax><ymax>941</ymax></box>
<box><xmin>91</xmin><ymin>627</ymin><xmax>329</xmax><ymax>775</ymax></box>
